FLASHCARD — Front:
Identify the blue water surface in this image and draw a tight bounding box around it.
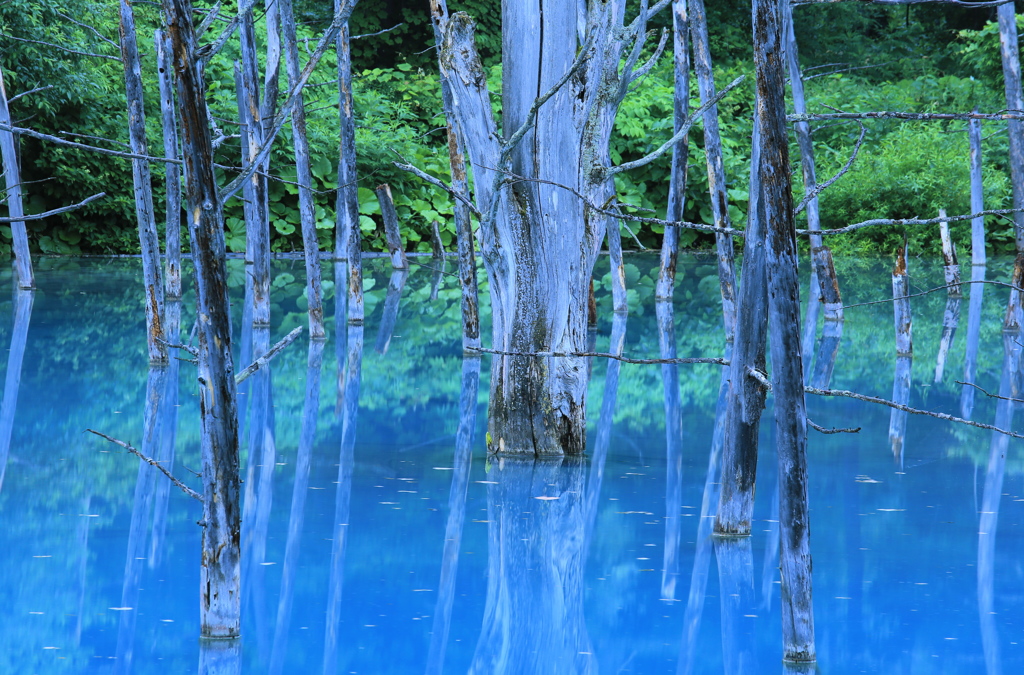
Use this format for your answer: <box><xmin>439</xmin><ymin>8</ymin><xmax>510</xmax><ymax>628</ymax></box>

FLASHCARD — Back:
<box><xmin>0</xmin><ymin>254</ymin><xmax>1021</xmax><ymax>674</ymax></box>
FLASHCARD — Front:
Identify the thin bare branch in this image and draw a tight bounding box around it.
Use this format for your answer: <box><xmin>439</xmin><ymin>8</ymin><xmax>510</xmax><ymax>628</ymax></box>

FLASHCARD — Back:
<box><xmin>0</xmin><ymin>192</ymin><xmax>106</xmax><ymax>223</ymax></box>
<box><xmin>0</xmin><ymin>122</ymin><xmax>183</xmax><ymax>164</ymax></box>
<box><xmin>467</xmin><ymin>345</ymin><xmax>728</xmax><ymax>366</ymax></box>
<box><xmin>808</xmin><ymin>419</ymin><xmax>861</xmax><ymax>434</ymax></box>
<box><xmin>7</xmin><ymin>85</ymin><xmax>54</xmax><ymax>104</ymax></box>
<box><xmin>0</xmin><ymin>32</ymin><xmax>121</xmax><ymax>61</ymax></box>
<box><xmin>393</xmin><ymin>160</ymin><xmax>482</xmax><ymax>218</ymax></box>
<box><xmin>801</xmin><ymin>208</ymin><xmax>1024</xmax><ymax>236</ymax></box>
<box><xmin>86</xmin><ymin>429</ymin><xmax>202</xmax><ymax>501</ymax></box>
<box><xmin>957</xmin><ymin>380</ymin><xmax>1024</xmax><ymax>404</ymax></box>
<box><xmin>789</xmin><ymin>110</ymin><xmax>1024</xmax><ymax>123</ymax></box>
<box><xmin>54</xmin><ymin>11</ymin><xmax>120</xmax><ymax>49</ymax></box>
<box><xmin>793</xmin><ymin>0</ymin><xmax>1011</xmax><ymax>5</ymax></box>
<box><xmin>234</xmin><ymin>326</ymin><xmax>304</xmax><ymax>384</ymax></box>
<box><xmin>353</xmin><ymin>23</ymin><xmax>403</xmax><ymax>40</ymax></box>
<box><xmin>844</xmin><ymin>279</ymin><xmax>1023</xmax><ymax>310</ymax></box>
<box><xmin>607</xmin><ymin>75</ymin><xmax>745</xmax><ymax>177</ymax></box>
<box><xmin>794</xmin><ymin>120</ymin><xmax>867</xmax><ymax>215</ymax></box>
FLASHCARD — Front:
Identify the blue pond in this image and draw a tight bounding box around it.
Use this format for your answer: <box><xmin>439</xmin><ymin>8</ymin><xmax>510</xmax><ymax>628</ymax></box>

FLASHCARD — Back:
<box><xmin>0</xmin><ymin>254</ymin><xmax>1022</xmax><ymax>674</ymax></box>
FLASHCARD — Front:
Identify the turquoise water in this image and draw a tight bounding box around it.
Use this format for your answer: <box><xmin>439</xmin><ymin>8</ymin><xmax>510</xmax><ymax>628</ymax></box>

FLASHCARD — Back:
<box><xmin>0</xmin><ymin>255</ymin><xmax>1021</xmax><ymax>674</ymax></box>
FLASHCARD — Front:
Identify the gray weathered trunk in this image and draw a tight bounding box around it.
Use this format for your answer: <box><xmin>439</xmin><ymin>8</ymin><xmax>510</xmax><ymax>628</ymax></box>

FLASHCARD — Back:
<box><xmin>281</xmin><ymin>0</ymin><xmax>325</xmax><ymax>339</ymax></box>
<box><xmin>938</xmin><ymin>208</ymin><xmax>962</xmax><ymax>296</ymax></box>
<box><xmin>439</xmin><ymin>3</ymin><xmax>644</xmax><ymax>455</ymax></box>
<box><xmin>753</xmin><ymin>0</ymin><xmax>815</xmax><ymax>661</ymax></box>
<box><xmin>960</xmin><ymin>264</ymin><xmax>986</xmax><ymax>420</ymax></box>
<box><xmin>119</xmin><ymin>0</ymin><xmax>166</xmax><ymax>364</ymax></box>
<box><xmin>998</xmin><ymin>2</ymin><xmax>1024</xmax><ymax>251</ymax></box>
<box><xmin>236</xmin><ymin>7</ymin><xmax>270</xmax><ymax>327</ymax></box>
<box><xmin>376</xmin><ymin>184</ymin><xmax>409</xmax><ymax>269</ymax></box>
<box><xmin>970</xmin><ymin>116</ymin><xmax>986</xmax><ymax>266</ymax></box>
<box><xmin>715</xmin><ymin>109</ymin><xmax>767</xmax><ymax>537</ymax></box>
<box><xmin>155</xmin><ymin>30</ymin><xmax>182</xmax><ymax>299</ymax></box>
<box><xmin>809</xmin><ymin>316</ymin><xmax>842</xmax><ymax>390</ymax></box>
<box><xmin>656</xmin><ymin>0</ymin><xmax>691</xmax><ymax>300</ymax></box>
<box><xmin>0</xmin><ymin>65</ymin><xmax>32</xmax><ymax>289</ymax></box>
<box><xmin>162</xmin><ymin>0</ymin><xmax>241</xmax><ymax>638</ymax></box>
<box><xmin>689</xmin><ymin>0</ymin><xmax>737</xmax><ymax>340</ymax></box>
<box><xmin>334</xmin><ymin>18</ymin><xmax>363</xmax><ymax>325</ymax></box>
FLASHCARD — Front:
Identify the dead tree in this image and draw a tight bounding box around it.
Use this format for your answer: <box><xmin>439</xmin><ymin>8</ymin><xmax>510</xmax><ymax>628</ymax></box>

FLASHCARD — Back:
<box><xmin>0</xmin><ymin>64</ymin><xmax>33</xmax><ymax>289</ymax></box>
<box><xmin>334</xmin><ymin>16</ymin><xmax>363</xmax><ymax>325</ymax></box>
<box><xmin>997</xmin><ymin>2</ymin><xmax>1024</xmax><ymax>251</ymax></box>
<box><xmin>155</xmin><ymin>30</ymin><xmax>182</xmax><ymax>300</ymax></box>
<box><xmin>280</xmin><ymin>0</ymin><xmax>325</xmax><ymax>339</ymax></box>
<box><xmin>119</xmin><ymin>0</ymin><xmax>166</xmax><ymax>365</ymax></box>
<box><xmin>162</xmin><ymin>0</ymin><xmax>242</xmax><ymax>638</ymax></box>
<box><xmin>436</xmin><ymin>2</ymin><xmax>728</xmax><ymax>455</ymax></box>
<box><xmin>753</xmin><ymin>0</ymin><xmax>815</xmax><ymax>662</ymax></box>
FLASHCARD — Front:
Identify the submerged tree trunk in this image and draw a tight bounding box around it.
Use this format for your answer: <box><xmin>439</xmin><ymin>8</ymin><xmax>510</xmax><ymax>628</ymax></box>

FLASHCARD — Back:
<box><xmin>998</xmin><ymin>2</ymin><xmax>1024</xmax><ymax>251</ymax></box>
<box><xmin>439</xmin><ymin>3</ymin><xmax>658</xmax><ymax>455</ymax></box>
<box><xmin>119</xmin><ymin>0</ymin><xmax>166</xmax><ymax>364</ymax></box>
<box><xmin>656</xmin><ymin>0</ymin><xmax>691</xmax><ymax>300</ymax></box>
<box><xmin>155</xmin><ymin>30</ymin><xmax>182</xmax><ymax>300</ymax></box>
<box><xmin>689</xmin><ymin>0</ymin><xmax>737</xmax><ymax>340</ymax></box>
<box><xmin>753</xmin><ymin>0</ymin><xmax>815</xmax><ymax>662</ymax></box>
<box><xmin>0</xmin><ymin>64</ymin><xmax>32</xmax><ymax>289</ymax></box>
<box><xmin>281</xmin><ymin>0</ymin><xmax>325</xmax><ymax>339</ymax></box>
<box><xmin>162</xmin><ymin>0</ymin><xmax>241</xmax><ymax>639</ymax></box>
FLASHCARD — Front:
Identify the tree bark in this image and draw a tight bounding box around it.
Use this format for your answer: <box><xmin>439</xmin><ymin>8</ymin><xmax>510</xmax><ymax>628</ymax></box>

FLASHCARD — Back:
<box><xmin>970</xmin><ymin>116</ymin><xmax>986</xmax><ymax>266</ymax></box>
<box><xmin>656</xmin><ymin>0</ymin><xmax>691</xmax><ymax>300</ymax></box>
<box><xmin>430</xmin><ymin>0</ymin><xmax>481</xmax><ymax>351</ymax></box>
<box><xmin>753</xmin><ymin>0</ymin><xmax>815</xmax><ymax>662</ymax></box>
<box><xmin>281</xmin><ymin>0</ymin><xmax>325</xmax><ymax>339</ymax></box>
<box><xmin>119</xmin><ymin>0</ymin><xmax>166</xmax><ymax>364</ymax></box>
<box><xmin>236</xmin><ymin>7</ymin><xmax>270</xmax><ymax>327</ymax></box>
<box><xmin>155</xmin><ymin>30</ymin><xmax>182</xmax><ymax>300</ymax></box>
<box><xmin>376</xmin><ymin>183</ymin><xmax>409</xmax><ymax>269</ymax></box>
<box><xmin>0</xmin><ymin>64</ymin><xmax>32</xmax><ymax>289</ymax></box>
<box><xmin>715</xmin><ymin>109</ymin><xmax>767</xmax><ymax>537</ymax></box>
<box><xmin>689</xmin><ymin>0</ymin><xmax>738</xmax><ymax>340</ymax></box>
<box><xmin>960</xmin><ymin>264</ymin><xmax>986</xmax><ymax>419</ymax></box>
<box><xmin>997</xmin><ymin>2</ymin><xmax>1024</xmax><ymax>251</ymax></box>
<box><xmin>162</xmin><ymin>0</ymin><xmax>241</xmax><ymax>639</ymax></box>
<box><xmin>334</xmin><ymin>18</ymin><xmax>363</xmax><ymax>325</ymax></box>
<box><xmin>439</xmin><ymin>4</ymin><xmax>646</xmax><ymax>455</ymax></box>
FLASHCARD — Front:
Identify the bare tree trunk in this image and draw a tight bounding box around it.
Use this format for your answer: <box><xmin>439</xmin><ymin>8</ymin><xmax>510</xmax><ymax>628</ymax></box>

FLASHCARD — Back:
<box><xmin>998</xmin><ymin>2</ymin><xmax>1024</xmax><ymax>251</ymax></box>
<box><xmin>689</xmin><ymin>0</ymin><xmax>737</xmax><ymax>341</ymax></box>
<box><xmin>440</xmin><ymin>3</ymin><xmax>648</xmax><ymax>455</ymax></box>
<box><xmin>430</xmin><ymin>0</ymin><xmax>481</xmax><ymax>351</ymax></box>
<box><xmin>162</xmin><ymin>0</ymin><xmax>241</xmax><ymax>638</ymax></box>
<box><xmin>657</xmin><ymin>0</ymin><xmax>691</xmax><ymax>300</ymax></box>
<box><xmin>281</xmin><ymin>0</ymin><xmax>325</xmax><ymax>339</ymax></box>
<box><xmin>0</xmin><ymin>289</ymin><xmax>32</xmax><ymax>493</ymax></box>
<box><xmin>890</xmin><ymin>248</ymin><xmax>913</xmax><ymax>463</ymax></box>
<box><xmin>960</xmin><ymin>264</ymin><xmax>986</xmax><ymax>420</ymax></box>
<box><xmin>334</xmin><ymin>18</ymin><xmax>363</xmax><ymax>325</ymax></box>
<box><xmin>149</xmin><ymin>298</ymin><xmax>181</xmax><ymax>567</ymax></box>
<box><xmin>607</xmin><ymin>219</ymin><xmax>628</xmax><ymax>313</ymax></box>
<box><xmin>376</xmin><ymin>184</ymin><xmax>409</xmax><ymax>269</ymax></box>
<box><xmin>657</xmin><ymin>300</ymin><xmax>683</xmax><ymax>599</ymax></box>
<box><xmin>715</xmin><ymin>110</ymin><xmax>767</xmax><ymax>536</ymax></box>
<box><xmin>119</xmin><ymin>0</ymin><xmax>166</xmax><ymax>364</ymax></box>
<box><xmin>809</xmin><ymin>317</ymin><xmax>842</xmax><ymax>389</ymax></box>
<box><xmin>155</xmin><ymin>30</ymin><xmax>182</xmax><ymax>300</ymax></box>
<box><xmin>0</xmin><ymin>66</ymin><xmax>32</xmax><ymax>289</ymax></box>
<box><xmin>237</xmin><ymin>6</ymin><xmax>270</xmax><ymax>327</ymax></box>
<box><xmin>753</xmin><ymin>0</ymin><xmax>815</xmax><ymax>662</ymax></box>
<box><xmin>970</xmin><ymin>116</ymin><xmax>986</xmax><ymax>267</ymax></box>
<box><xmin>714</xmin><ymin>537</ymin><xmax>759</xmax><ymax>674</ymax></box>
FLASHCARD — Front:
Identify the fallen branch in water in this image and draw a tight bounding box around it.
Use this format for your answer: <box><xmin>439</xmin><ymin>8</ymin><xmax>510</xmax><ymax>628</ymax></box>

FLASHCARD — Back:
<box><xmin>808</xmin><ymin>419</ymin><xmax>861</xmax><ymax>435</ymax></box>
<box><xmin>235</xmin><ymin>326</ymin><xmax>304</xmax><ymax>384</ymax></box>
<box><xmin>86</xmin><ymin>429</ymin><xmax>201</xmax><ymax>501</ymax></box>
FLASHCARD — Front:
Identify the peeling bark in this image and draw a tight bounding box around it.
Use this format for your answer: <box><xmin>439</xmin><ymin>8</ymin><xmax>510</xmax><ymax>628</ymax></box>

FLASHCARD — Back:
<box><xmin>155</xmin><ymin>30</ymin><xmax>182</xmax><ymax>300</ymax></box>
<box><xmin>970</xmin><ymin>116</ymin><xmax>986</xmax><ymax>266</ymax></box>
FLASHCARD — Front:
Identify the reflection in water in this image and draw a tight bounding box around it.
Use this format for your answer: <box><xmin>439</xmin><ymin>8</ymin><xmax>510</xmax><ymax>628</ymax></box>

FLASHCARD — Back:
<box><xmin>977</xmin><ymin>330</ymin><xmax>1019</xmax><ymax>675</ymax></box>
<box><xmin>657</xmin><ymin>300</ymin><xmax>683</xmax><ymax>600</ymax></box>
<box><xmin>889</xmin><ymin>354</ymin><xmax>912</xmax><ymax>464</ymax></box>
<box><xmin>376</xmin><ymin>269</ymin><xmax>409</xmax><ymax>355</ymax></box>
<box><xmin>961</xmin><ymin>265</ymin><xmax>986</xmax><ymax>419</ymax></box>
<box><xmin>0</xmin><ymin>289</ymin><xmax>32</xmax><ymax>493</ymax></box>
<box><xmin>678</xmin><ymin>362</ymin><xmax>729</xmax><ymax>675</ymax></box>
<box><xmin>715</xmin><ymin>537</ymin><xmax>759</xmax><ymax>675</ymax></box>
<box><xmin>324</xmin><ymin>325</ymin><xmax>363</xmax><ymax>674</ymax></box>
<box><xmin>149</xmin><ymin>300</ymin><xmax>182</xmax><ymax>568</ymax></box>
<box><xmin>270</xmin><ymin>339</ymin><xmax>325</xmax><ymax>675</ymax></box>
<box><xmin>934</xmin><ymin>295</ymin><xmax>961</xmax><ymax>383</ymax></box>
<box><xmin>115</xmin><ymin>366</ymin><xmax>166</xmax><ymax>674</ymax></box>
<box><xmin>425</xmin><ymin>356</ymin><xmax>481</xmax><ymax>675</ymax></box>
<box><xmin>470</xmin><ymin>457</ymin><xmax>595</xmax><ymax>675</ymax></box>
<box><xmin>241</xmin><ymin>326</ymin><xmax>275</xmax><ymax>656</ymax></box>
<box><xmin>809</xmin><ymin>317</ymin><xmax>842</xmax><ymax>390</ymax></box>
<box><xmin>198</xmin><ymin>637</ymin><xmax>241</xmax><ymax>675</ymax></box>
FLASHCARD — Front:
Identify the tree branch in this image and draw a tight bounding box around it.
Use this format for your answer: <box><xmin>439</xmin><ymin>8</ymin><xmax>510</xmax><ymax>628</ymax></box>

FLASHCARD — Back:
<box><xmin>466</xmin><ymin>345</ymin><xmax>728</xmax><ymax>366</ymax></box>
<box><xmin>0</xmin><ymin>192</ymin><xmax>106</xmax><ymax>223</ymax></box>
<box><xmin>0</xmin><ymin>123</ymin><xmax>183</xmax><ymax>164</ymax></box>
<box><xmin>86</xmin><ymin>429</ymin><xmax>202</xmax><ymax>501</ymax></box>
<box><xmin>800</xmin><ymin>208</ymin><xmax>1024</xmax><ymax>236</ymax></box>
<box><xmin>807</xmin><ymin>419</ymin><xmax>861</xmax><ymax>434</ymax></box>
<box><xmin>789</xmin><ymin>110</ymin><xmax>1024</xmax><ymax>123</ymax></box>
<box><xmin>0</xmin><ymin>32</ymin><xmax>120</xmax><ymax>61</ymax></box>
<box><xmin>793</xmin><ymin>0</ymin><xmax>1011</xmax><ymax>5</ymax></box>
<box><xmin>7</xmin><ymin>85</ymin><xmax>54</xmax><ymax>105</ymax></box>
<box><xmin>393</xmin><ymin>160</ymin><xmax>482</xmax><ymax>218</ymax></box>
<box><xmin>794</xmin><ymin>120</ymin><xmax>866</xmax><ymax>215</ymax></box>
<box><xmin>234</xmin><ymin>326</ymin><xmax>304</xmax><ymax>384</ymax></box>
<box><xmin>606</xmin><ymin>75</ymin><xmax>745</xmax><ymax>177</ymax></box>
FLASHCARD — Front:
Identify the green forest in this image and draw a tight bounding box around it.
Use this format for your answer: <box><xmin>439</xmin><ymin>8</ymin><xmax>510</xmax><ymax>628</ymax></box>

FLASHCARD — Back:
<box><xmin>0</xmin><ymin>0</ymin><xmax>1020</xmax><ymax>257</ymax></box>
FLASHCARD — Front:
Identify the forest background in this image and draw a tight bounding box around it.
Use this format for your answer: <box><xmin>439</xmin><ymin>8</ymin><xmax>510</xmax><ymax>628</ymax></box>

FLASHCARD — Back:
<box><xmin>0</xmin><ymin>0</ymin><xmax>1020</xmax><ymax>259</ymax></box>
